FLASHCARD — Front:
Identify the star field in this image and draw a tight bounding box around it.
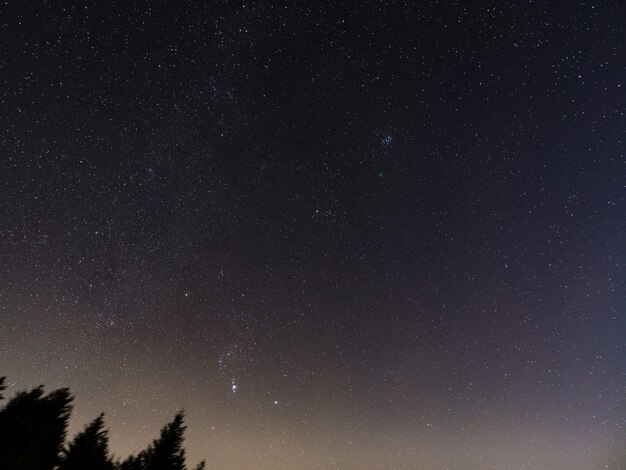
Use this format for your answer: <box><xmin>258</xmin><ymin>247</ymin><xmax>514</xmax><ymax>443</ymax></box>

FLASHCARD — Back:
<box><xmin>1</xmin><ymin>1</ymin><xmax>625</xmax><ymax>469</ymax></box>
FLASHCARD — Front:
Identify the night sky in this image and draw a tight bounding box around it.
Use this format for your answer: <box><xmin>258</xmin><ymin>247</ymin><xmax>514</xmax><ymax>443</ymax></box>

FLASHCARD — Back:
<box><xmin>1</xmin><ymin>1</ymin><xmax>625</xmax><ymax>469</ymax></box>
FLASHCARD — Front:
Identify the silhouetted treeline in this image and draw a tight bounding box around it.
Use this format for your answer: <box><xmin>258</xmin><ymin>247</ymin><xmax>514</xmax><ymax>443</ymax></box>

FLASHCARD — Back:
<box><xmin>0</xmin><ymin>376</ymin><xmax>205</xmax><ymax>470</ymax></box>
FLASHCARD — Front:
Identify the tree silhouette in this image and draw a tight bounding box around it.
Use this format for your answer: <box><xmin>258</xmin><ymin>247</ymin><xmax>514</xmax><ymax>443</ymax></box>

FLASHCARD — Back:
<box><xmin>119</xmin><ymin>412</ymin><xmax>193</xmax><ymax>470</ymax></box>
<box><xmin>141</xmin><ymin>412</ymin><xmax>187</xmax><ymax>470</ymax></box>
<box><xmin>0</xmin><ymin>377</ymin><xmax>204</xmax><ymax>470</ymax></box>
<box><xmin>58</xmin><ymin>413</ymin><xmax>114</xmax><ymax>470</ymax></box>
<box><xmin>118</xmin><ymin>454</ymin><xmax>144</xmax><ymax>470</ymax></box>
<box><xmin>0</xmin><ymin>385</ymin><xmax>72</xmax><ymax>470</ymax></box>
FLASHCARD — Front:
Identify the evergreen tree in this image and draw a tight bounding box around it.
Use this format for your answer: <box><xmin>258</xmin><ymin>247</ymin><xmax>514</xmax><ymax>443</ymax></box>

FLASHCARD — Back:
<box><xmin>119</xmin><ymin>454</ymin><xmax>144</xmax><ymax>470</ymax></box>
<box><xmin>0</xmin><ymin>377</ymin><xmax>204</xmax><ymax>470</ymax></box>
<box><xmin>0</xmin><ymin>385</ymin><xmax>72</xmax><ymax>470</ymax></box>
<box><xmin>141</xmin><ymin>412</ymin><xmax>187</xmax><ymax>470</ymax></box>
<box><xmin>119</xmin><ymin>412</ymin><xmax>207</xmax><ymax>470</ymax></box>
<box><xmin>58</xmin><ymin>413</ymin><xmax>114</xmax><ymax>470</ymax></box>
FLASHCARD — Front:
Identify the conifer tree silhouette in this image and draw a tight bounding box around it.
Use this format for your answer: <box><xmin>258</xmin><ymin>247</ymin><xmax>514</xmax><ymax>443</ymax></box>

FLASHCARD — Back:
<box><xmin>119</xmin><ymin>412</ymin><xmax>191</xmax><ymax>470</ymax></box>
<box><xmin>0</xmin><ymin>385</ymin><xmax>72</xmax><ymax>470</ymax></box>
<box><xmin>118</xmin><ymin>454</ymin><xmax>144</xmax><ymax>470</ymax></box>
<box><xmin>0</xmin><ymin>377</ymin><xmax>204</xmax><ymax>470</ymax></box>
<box><xmin>58</xmin><ymin>413</ymin><xmax>114</xmax><ymax>470</ymax></box>
<box><xmin>141</xmin><ymin>412</ymin><xmax>187</xmax><ymax>470</ymax></box>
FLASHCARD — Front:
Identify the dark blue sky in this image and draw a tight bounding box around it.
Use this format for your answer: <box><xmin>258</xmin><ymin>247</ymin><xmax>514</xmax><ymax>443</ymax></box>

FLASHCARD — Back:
<box><xmin>1</xmin><ymin>1</ymin><xmax>625</xmax><ymax>468</ymax></box>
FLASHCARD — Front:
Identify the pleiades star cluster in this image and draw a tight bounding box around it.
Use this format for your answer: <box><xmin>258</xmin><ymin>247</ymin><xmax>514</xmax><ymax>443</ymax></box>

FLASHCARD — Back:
<box><xmin>1</xmin><ymin>1</ymin><xmax>625</xmax><ymax>469</ymax></box>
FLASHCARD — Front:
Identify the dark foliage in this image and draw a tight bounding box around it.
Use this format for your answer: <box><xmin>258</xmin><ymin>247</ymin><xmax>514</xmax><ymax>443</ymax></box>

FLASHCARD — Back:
<box><xmin>118</xmin><ymin>454</ymin><xmax>144</xmax><ymax>470</ymax></box>
<box><xmin>0</xmin><ymin>376</ymin><xmax>203</xmax><ymax>470</ymax></box>
<box><xmin>121</xmin><ymin>412</ymin><xmax>187</xmax><ymax>470</ymax></box>
<box><xmin>0</xmin><ymin>385</ymin><xmax>72</xmax><ymax>470</ymax></box>
<box><xmin>58</xmin><ymin>413</ymin><xmax>115</xmax><ymax>470</ymax></box>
